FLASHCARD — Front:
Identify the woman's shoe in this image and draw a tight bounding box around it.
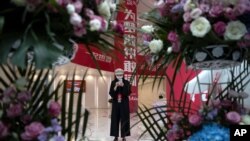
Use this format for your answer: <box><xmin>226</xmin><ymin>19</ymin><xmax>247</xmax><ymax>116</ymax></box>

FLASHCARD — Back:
<box><xmin>113</xmin><ymin>137</ymin><xmax>118</xmax><ymax>141</ymax></box>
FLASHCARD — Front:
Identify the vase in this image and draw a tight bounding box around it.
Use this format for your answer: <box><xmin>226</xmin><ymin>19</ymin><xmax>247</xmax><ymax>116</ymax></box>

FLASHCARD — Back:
<box><xmin>185</xmin><ymin>45</ymin><xmax>246</xmax><ymax>70</ymax></box>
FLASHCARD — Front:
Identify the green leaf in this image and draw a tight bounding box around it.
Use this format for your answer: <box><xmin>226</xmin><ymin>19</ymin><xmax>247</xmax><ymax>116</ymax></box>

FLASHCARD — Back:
<box><xmin>10</xmin><ymin>41</ymin><xmax>30</xmax><ymax>69</ymax></box>
<box><xmin>0</xmin><ymin>16</ymin><xmax>4</xmax><ymax>34</ymax></box>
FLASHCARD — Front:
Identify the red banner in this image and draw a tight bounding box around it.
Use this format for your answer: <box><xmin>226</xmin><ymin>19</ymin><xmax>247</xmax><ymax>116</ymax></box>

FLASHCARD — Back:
<box><xmin>71</xmin><ymin>44</ymin><xmax>114</xmax><ymax>72</ymax></box>
<box><xmin>114</xmin><ymin>0</ymin><xmax>138</xmax><ymax>113</ymax></box>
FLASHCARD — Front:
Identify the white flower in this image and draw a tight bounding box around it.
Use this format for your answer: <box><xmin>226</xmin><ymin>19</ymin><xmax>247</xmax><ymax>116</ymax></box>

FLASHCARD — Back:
<box><xmin>190</xmin><ymin>8</ymin><xmax>202</xmax><ymax>19</ymax></box>
<box><xmin>241</xmin><ymin>115</ymin><xmax>250</xmax><ymax>125</ymax></box>
<box><xmin>11</xmin><ymin>0</ymin><xmax>26</xmax><ymax>6</ymax></box>
<box><xmin>184</xmin><ymin>0</ymin><xmax>195</xmax><ymax>12</ymax></box>
<box><xmin>149</xmin><ymin>39</ymin><xmax>163</xmax><ymax>54</ymax></box>
<box><xmin>67</xmin><ymin>4</ymin><xmax>75</xmax><ymax>15</ymax></box>
<box><xmin>224</xmin><ymin>21</ymin><xmax>247</xmax><ymax>40</ymax></box>
<box><xmin>167</xmin><ymin>47</ymin><xmax>172</xmax><ymax>54</ymax></box>
<box><xmin>141</xmin><ymin>25</ymin><xmax>154</xmax><ymax>34</ymax></box>
<box><xmin>98</xmin><ymin>0</ymin><xmax>111</xmax><ymax>20</ymax></box>
<box><xmin>89</xmin><ymin>19</ymin><xmax>102</xmax><ymax>31</ymax></box>
<box><xmin>70</xmin><ymin>13</ymin><xmax>82</xmax><ymax>26</ymax></box>
<box><xmin>190</xmin><ymin>17</ymin><xmax>211</xmax><ymax>37</ymax></box>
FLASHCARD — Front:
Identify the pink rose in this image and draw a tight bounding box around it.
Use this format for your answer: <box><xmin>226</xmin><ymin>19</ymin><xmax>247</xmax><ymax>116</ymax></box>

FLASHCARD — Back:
<box><xmin>21</xmin><ymin>122</ymin><xmax>44</xmax><ymax>140</ymax></box>
<box><xmin>17</xmin><ymin>91</ymin><xmax>31</xmax><ymax>102</ymax></box>
<box><xmin>7</xmin><ymin>103</ymin><xmax>23</xmax><ymax>118</ymax></box>
<box><xmin>233</xmin><ymin>4</ymin><xmax>247</xmax><ymax>16</ymax></box>
<box><xmin>142</xmin><ymin>34</ymin><xmax>153</xmax><ymax>42</ymax></box>
<box><xmin>199</xmin><ymin>4</ymin><xmax>210</xmax><ymax>13</ymax></box>
<box><xmin>167</xmin><ymin>31</ymin><xmax>179</xmax><ymax>43</ymax></box>
<box><xmin>2</xmin><ymin>87</ymin><xmax>16</xmax><ymax>103</ymax></box>
<box><xmin>226</xmin><ymin>111</ymin><xmax>241</xmax><ymax>124</ymax></box>
<box><xmin>48</xmin><ymin>101</ymin><xmax>61</xmax><ymax>117</ymax></box>
<box><xmin>0</xmin><ymin>121</ymin><xmax>8</xmax><ymax>139</ymax></box>
<box><xmin>224</xmin><ymin>8</ymin><xmax>237</xmax><ymax>20</ymax></box>
<box><xmin>188</xmin><ymin>114</ymin><xmax>202</xmax><ymax>126</ymax></box>
<box><xmin>209</xmin><ymin>6</ymin><xmax>223</xmax><ymax>17</ymax></box>
<box><xmin>213</xmin><ymin>21</ymin><xmax>226</xmax><ymax>36</ymax></box>
<box><xmin>182</xmin><ymin>23</ymin><xmax>190</xmax><ymax>34</ymax></box>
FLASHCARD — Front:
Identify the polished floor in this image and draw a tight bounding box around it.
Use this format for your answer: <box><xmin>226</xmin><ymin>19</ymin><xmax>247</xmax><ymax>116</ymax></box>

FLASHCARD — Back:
<box><xmin>83</xmin><ymin>108</ymin><xmax>154</xmax><ymax>141</ymax></box>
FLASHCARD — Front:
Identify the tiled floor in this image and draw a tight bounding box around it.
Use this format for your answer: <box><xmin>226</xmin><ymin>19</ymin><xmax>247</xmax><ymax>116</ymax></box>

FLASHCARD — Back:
<box><xmin>83</xmin><ymin>108</ymin><xmax>154</xmax><ymax>141</ymax></box>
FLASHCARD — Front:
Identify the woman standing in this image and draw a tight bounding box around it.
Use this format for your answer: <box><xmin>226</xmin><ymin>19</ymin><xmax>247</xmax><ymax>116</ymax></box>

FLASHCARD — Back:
<box><xmin>109</xmin><ymin>68</ymin><xmax>131</xmax><ymax>141</ymax></box>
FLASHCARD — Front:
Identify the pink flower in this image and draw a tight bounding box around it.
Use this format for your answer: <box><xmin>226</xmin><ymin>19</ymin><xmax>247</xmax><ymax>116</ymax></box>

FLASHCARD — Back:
<box><xmin>0</xmin><ymin>121</ymin><xmax>8</xmax><ymax>139</ymax></box>
<box><xmin>142</xmin><ymin>34</ymin><xmax>153</xmax><ymax>42</ymax></box>
<box><xmin>21</xmin><ymin>122</ymin><xmax>44</xmax><ymax>140</ymax></box>
<box><xmin>182</xmin><ymin>23</ymin><xmax>190</xmax><ymax>33</ymax></box>
<box><xmin>233</xmin><ymin>4</ymin><xmax>247</xmax><ymax>16</ymax></box>
<box><xmin>188</xmin><ymin>114</ymin><xmax>202</xmax><ymax>126</ymax></box>
<box><xmin>213</xmin><ymin>21</ymin><xmax>226</xmax><ymax>36</ymax></box>
<box><xmin>172</xmin><ymin>42</ymin><xmax>181</xmax><ymax>53</ymax></box>
<box><xmin>170</xmin><ymin>112</ymin><xmax>183</xmax><ymax>123</ymax></box>
<box><xmin>224</xmin><ymin>8</ymin><xmax>237</xmax><ymax>20</ymax></box>
<box><xmin>167</xmin><ymin>31</ymin><xmax>179</xmax><ymax>43</ymax></box>
<box><xmin>209</xmin><ymin>6</ymin><xmax>223</xmax><ymax>17</ymax></box>
<box><xmin>72</xmin><ymin>0</ymin><xmax>83</xmax><ymax>13</ymax></box>
<box><xmin>111</xmin><ymin>21</ymin><xmax>124</xmax><ymax>36</ymax></box>
<box><xmin>226</xmin><ymin>111</ymin><xmax>241</xmax><ymax>124</ymax></box>
<box><xmin>48</xmin><ymin>101</ymin><xmax>61</xmax><ymax>117</ymax></box>
<box><xmin>17</xmin><ymin>91</ymin><xmax>31</xmax><ymax>102</ymax></box>
<box><xmin>7</xmin><ymin>103</ymin><xmax>23</xmax><ymax>118</ymax></box>
<box><xmin>199</xmin><ymin>4</ymin><xmax>210</xmax><ymax>13</ymax></box>
<box><xmin>73</xmin><ymin>23</ymin><xmax>87</xmax><ymax>37</ymax></box>
<box><xmin>70</xmin><ymin>13</ymin><xmax>82</xmax><ymax>26</ymax></box>
<box><xmin>183</xmin><ymin>12</ymin><xmax>192</xmax><ymax>22</ymax></box>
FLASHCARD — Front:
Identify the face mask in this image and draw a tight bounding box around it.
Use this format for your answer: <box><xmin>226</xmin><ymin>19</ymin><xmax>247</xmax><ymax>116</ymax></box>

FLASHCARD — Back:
<box><xmin>116</xmin><ymin>76</ymin><xmax>123</xmax><ymax>80</ymax></box>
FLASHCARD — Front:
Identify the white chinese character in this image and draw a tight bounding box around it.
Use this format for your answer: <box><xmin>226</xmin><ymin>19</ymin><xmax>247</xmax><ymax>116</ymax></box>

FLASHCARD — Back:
<box><xmin>123</xmin><ymin>21</ymin><xmax>136</xmax><ymax>33</ymax></box>
<box><xmin>123</xmin><ymin>34</ymin><xmax>136</xmax><ymax>47</ymax></box>
<box><xmin>124</xmin><ymin>9</ymin><xmax>135</xmax><ymax>21</ymax></box>
<box><xmin>124</xmin><ymin>47</ymin><xmax>136</xmax><ymax>59</ymax></box>
<box><xmin>124</xmin><ymin>60</ymin><xmax>136</xmax><ymax>72</ymax></box>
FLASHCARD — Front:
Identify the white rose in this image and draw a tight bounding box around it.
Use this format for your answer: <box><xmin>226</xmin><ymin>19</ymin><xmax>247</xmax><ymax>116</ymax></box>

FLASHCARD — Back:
<box><xmin>70</xmin><ymin>13</ymin><xmax>82</xmax><ymax>26</ymax></box>
<box><xmin>141</xmin><ymin>25</ymin><xmax>154</xmax><ymax>34</ymax></box>
<box><xmin>242</xmin><ymin>115</ymin><xmax>250</xmax><ymax>125</ymax></box>
<box><xmin>224</xmin><ymin>21</ymin><xmax>247</xmax><ymax>40</ymax></box>
<box><xmin>11</xmin><ymin>0</ymin><xmax>26</xmax><ymax>6</ymax></box>
<box><xmin>149</xmin><ymin>39</ymin><xmax>163</xmax><ymax>54</ymax></box>
<box><xmin>98</xmin><ymin>0</ymin><xmax>111</xmax><ymax>20</ymax></box>
<box><xmin>190</xmin><ymin>17</ymin><xmax>211</xmax><ymax>37</ymax></box>
<box><xmin>190</xmin><ymin>8</ymin><xmax>202</xmax><ymax>19</ymax></box>
<box><xmin>89</xmin><ymin>19</ymin><xmax>102</xmax><ymax>31</ymax></box>
<box><xmin>67</xmin><ymin>4</ymin><xmax>75</xmax><ymax>15</ymax></box>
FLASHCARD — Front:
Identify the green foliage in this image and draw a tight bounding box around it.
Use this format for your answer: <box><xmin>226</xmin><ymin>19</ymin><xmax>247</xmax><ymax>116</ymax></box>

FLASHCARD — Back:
<box><xmin>0</xmin><ymin>63</ymin><xmax>89</xmax><ymax>140</ymax></box>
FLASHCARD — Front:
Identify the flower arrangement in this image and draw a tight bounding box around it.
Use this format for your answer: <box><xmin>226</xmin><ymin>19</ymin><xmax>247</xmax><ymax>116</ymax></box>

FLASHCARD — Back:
<box><xmin>140</xmin><ymin>0</ymin><xmax>250</xmax><ymax>69</ymax></box>
<box><xmin>133</xmin><ymin>66</ymin><xmax>250</xmax><ymax>141</ymax></box>
<box><xmin>0</xmin><ymin>0</ymin><xmax>123</xmax><ymax>68</ymax></box>
<box><xmin>0</xmin><ymin>64</ymin><xmax>89</xmax><ymax>141</ymax></box>
<box><xmin>0</xmin><ymin>86</ymin><xmax>63</xmax><ymax>140</ymax></box>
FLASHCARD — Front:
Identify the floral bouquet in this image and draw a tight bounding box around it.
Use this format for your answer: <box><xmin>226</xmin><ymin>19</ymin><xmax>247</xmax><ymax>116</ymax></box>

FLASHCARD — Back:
<box><xmin>0</xmin><ymin>64</ymin><xmax>89</xmax><ymax>141</ymax></box>
<box><xmin>0</xmin><ymin>0</ymin><xmax>123</xmax><ymax>68</ymax></box>
<box><xmin>140</xmin><ymin>0</ymin><xmax>250</xmax><ymax>70</ymax></box>
<box><xmin>133</xmin><ymin>65</ymin><xmax>250</xmax><ymax>141</ymax></box>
